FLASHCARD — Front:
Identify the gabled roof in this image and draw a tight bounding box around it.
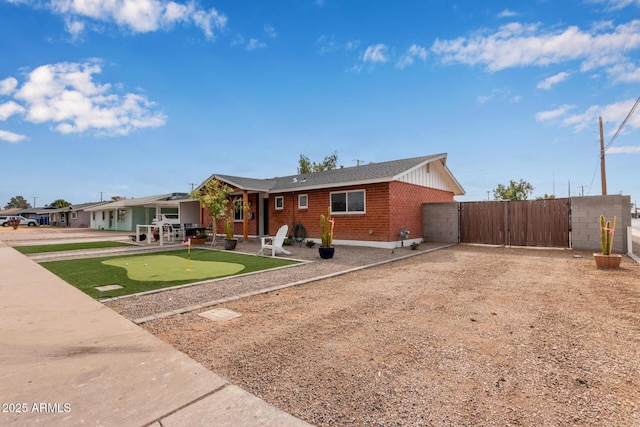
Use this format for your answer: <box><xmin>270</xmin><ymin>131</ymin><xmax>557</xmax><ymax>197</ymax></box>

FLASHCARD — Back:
<box><xmin>84</xmin><ymin>193</ymin><xmax>190</xmax><ymax>211</ymax></box>
<box><xmin>46</xmin><ymin>202</ymin><xmax>107</xmax><ymax>213</ymax></box>
<box><xmin>203</xmin><ymin>153</ymin><xmax>465</xmax><ymax>196</ymax></box>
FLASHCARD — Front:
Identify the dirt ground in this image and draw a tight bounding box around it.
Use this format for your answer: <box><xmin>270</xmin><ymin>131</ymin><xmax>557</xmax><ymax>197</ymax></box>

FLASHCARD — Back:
<box><xmin>144</xmin><ymin>245</ymin><xmax>640</xmax><ymax>426</ymax></box>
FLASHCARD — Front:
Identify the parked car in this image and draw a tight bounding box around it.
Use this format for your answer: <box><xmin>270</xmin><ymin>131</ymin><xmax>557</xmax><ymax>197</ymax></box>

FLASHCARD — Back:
<box><xmin>0</xmin><ymin>215</ymin><xmax>38</xmax><ymax>227</ymax></box>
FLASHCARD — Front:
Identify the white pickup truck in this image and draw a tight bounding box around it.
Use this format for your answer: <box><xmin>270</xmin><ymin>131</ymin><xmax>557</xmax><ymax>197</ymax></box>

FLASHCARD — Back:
<box><xmin>0</xmin><ymin>215</ymin><xmax>38</xmax><ymax>227</ymax></box>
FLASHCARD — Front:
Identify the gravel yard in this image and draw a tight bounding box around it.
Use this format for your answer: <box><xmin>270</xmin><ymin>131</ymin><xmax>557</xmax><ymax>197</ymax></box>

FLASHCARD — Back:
<box><xmin>145</xmin><ymin>245</ymin><xmax>640</xmax><ymax>426</ymax></box>
<box><xmin>3</xmin><ymin>227</ymin><xmax>639</xmax><ymax>425</ymax></box>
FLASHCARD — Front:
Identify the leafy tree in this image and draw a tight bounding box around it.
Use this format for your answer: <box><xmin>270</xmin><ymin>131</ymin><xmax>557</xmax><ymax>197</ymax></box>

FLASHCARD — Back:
<box><xmin>493</xmin><ymin>179</ymin><xmax>534</xmax><ymax>201</ymax></box>
<box><xmin>4</xmin><ymin>195</ymin><xmax>31</xmax><ymax>209</ymax></box>
<box><xmin>190</xmin><ymin>180</ymin><xmax>234</xmax><ymax>246</ymax></box>
<box><xmin>298</xmin><ymin>151</ymin><xmax>338</xmax><ymax>173</ymax></box>
<box><xmin>49</xmin><ymin>199</ymin><xmax>72</xmax><ymax>208</ymax></box>
<box><xmin>535</xmin><ymin>193</ymin><xmax>556</xmax><ymax>200</ymax></box>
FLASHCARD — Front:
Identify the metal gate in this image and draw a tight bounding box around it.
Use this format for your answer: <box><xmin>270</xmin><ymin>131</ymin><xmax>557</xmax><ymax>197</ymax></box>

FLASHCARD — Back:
<box><xmin>459</xmin><ymin>199</ymin><xmax>571</xmax><ymax>248</ymax></box>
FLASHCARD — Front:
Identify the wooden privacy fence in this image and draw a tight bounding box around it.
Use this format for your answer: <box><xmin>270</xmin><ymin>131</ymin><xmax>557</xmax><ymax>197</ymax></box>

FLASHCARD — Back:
<box><xmin>459</xmin><ymin>199</ymin><xmax>571</xmax><ymax>248</ymax></box>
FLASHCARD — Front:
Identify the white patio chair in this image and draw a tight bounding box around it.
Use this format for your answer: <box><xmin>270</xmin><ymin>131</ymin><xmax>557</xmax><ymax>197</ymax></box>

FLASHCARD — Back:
<box><xmin>257</xmin><ymin>224</ymin><xmax>291</xmax><ymax>257</ymax></box>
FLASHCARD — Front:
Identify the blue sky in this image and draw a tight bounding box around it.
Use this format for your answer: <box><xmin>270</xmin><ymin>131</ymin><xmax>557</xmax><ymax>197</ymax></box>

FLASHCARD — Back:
<box><xmin>1</xmin><ymin>0</ymin><xmax>639</xmax><ymax>208</ymax></box>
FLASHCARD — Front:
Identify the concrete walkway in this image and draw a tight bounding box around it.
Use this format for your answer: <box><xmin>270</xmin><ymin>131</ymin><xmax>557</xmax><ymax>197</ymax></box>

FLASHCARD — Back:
<box><xmin>0</xmin><ymin>241</ymin><xmax>311</xmax><ymax>426</ymax></box>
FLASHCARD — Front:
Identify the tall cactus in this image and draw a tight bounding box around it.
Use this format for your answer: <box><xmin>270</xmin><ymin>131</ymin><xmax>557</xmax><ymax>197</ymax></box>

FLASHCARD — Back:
<box><xmin>599</xmin><ymin>215</ymin><xmax>616</xmax><ymax>255</ymax></box>
<box><xmin>320</xmin><ymin>207</ymin><xmax>334</xmax><ymax>247</ymax></box>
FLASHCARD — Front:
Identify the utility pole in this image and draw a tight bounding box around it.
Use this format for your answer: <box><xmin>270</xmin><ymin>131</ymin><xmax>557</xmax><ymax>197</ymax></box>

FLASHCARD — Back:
<box><xmin>99</xmin><ymin>192</ymin><xmax>104</xmax><ymax>202</ymax></box>
<box><xmin>487</xmin><ymin>190</ymin><xmax>490</xmax><ymax>201</ymax></box>
<box><xmin>577</xmin><ymin>185</ymin><xmax>586</xmax><ymax>197</ymax></box>
<box><xmin>189</xmin><ymin>183</ymin><xmax>197</xmax><ymax>191</ymax></box>
<box><xmin>599</xmin><ymin>116</ymin><xmax>607</xmax><ymax>195</ymax></box>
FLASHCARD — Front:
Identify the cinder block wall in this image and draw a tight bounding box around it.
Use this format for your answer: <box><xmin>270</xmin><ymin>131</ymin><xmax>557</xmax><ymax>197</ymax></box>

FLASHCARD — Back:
<box><xmin>422</xmin><ymin>202</ymin><xmax>459</xmax><ymax>243</ymax></box>
<box><xmin>571</xmin><ymin>195</ymin><xmax>631</xmax><ymax>253</ymax></box>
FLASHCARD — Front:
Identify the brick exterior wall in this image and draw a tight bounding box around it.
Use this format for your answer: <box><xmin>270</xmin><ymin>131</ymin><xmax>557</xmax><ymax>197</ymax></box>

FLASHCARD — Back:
<box><xmin>269</xmin><ymin>182</ymin><xmax>454</xmax><ymax>243</ymax></box>
<box><xmin>201</xmin><ymin>191</ymin><xmax>260</xmax><ymax>236</ymax></box>
<box><xmin>389</xmin><ymin>181</ymin><xmax>454</xmax><ymax>242</ymax></box>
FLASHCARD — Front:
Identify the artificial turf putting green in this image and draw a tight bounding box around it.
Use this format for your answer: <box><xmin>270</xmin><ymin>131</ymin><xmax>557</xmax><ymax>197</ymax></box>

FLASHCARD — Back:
<box><xmin>41</xmin><ymin>249</ymin><xmax>298</xmax><ymax>299</ymax></box>
<box><xmin>102</xmin><ymin>255</ymin><xmax>245</xmax><ymax>281</ymax></box>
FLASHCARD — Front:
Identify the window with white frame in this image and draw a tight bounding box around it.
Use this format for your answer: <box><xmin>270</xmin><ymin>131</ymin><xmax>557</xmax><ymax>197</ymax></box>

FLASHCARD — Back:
<box><xmin>71</xmin><ymin>212</ymin><xmax>77</xmax><ymax>220</ymax></box>
<box><xmin>275</xmin><ymin>196</ymin><xmax>284</xmax><ymax>210</ymax></box>
<box><xmin>330</xmin><ymin>190</ymin><xmax>365</xmax><ymax>213</ymax></box>
<box><xmin>233</xmin><ymin>203</ymin><xmax>243</xmax><ymax>221</ymax></box>
<box><xmin>117</xmin><ymin>209</ymin><xmax>126</xmax><ymax>222</ymax></box>
<box><xmin>298</xmin><ymin>194</ymin><xmax>308</xmax><ymax>209</ymax></box>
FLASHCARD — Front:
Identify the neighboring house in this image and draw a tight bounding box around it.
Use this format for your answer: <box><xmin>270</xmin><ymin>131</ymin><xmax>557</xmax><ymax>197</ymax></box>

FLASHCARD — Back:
<box><xmin>197</xmin><ymin>153</ymin><xmax>465</xmax><ymax>248</ymax></box>
<box><xmin>85</xmin><ymin>193</ymin><xmax>200</xmax><ymax>231</ymax></box>
<box><xmin>13</xmin><ymin>207</ymin><xmax>55</xmax><ymax>225</ymax></box>
<box><xmin>48</xmin><ymin>202</ymin><xmax>108</xmax><ymax>227</ymax></box>
<box><xmin>0</xmin><ymin>208</ymin><xmax>22</xmax><ymax>216</ymax></box>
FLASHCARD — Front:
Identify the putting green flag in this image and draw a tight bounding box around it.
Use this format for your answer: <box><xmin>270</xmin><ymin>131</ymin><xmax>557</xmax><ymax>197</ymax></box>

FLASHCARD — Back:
<box><xmin>182</xmin><ymin>238</ymin><xmax>191</xmax><ymax>270</ymax></box>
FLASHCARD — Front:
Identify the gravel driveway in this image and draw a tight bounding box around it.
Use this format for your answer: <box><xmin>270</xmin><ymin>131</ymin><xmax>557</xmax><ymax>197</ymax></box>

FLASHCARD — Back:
<box><xmin>4</xmin><ymin>227</ymin><xmax>639</xmax><ymax>425</ymax></box>
<box><xmin>145</xmin><ymin>245</ymin><xmax>640</xmax><ymax>426</ymax></box>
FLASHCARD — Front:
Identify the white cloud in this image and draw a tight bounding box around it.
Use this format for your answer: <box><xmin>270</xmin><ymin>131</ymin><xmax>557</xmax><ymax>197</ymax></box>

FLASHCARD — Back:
<box><xmin>246</xmin><ymin>38</ymin><xmax>266</xmax><ymax>51</ymax></box>
<box><xmin>498</xmin><ymin>9</ymin><xmax>518</xmax><ymax>18</ymax></box>
<box><xmin>431</xmin><ymin>20</ymin><xmax>640</xmax><ymax>81</ymax></box>
<box><xmin>0</xmin><ymin>129</ymin><xmax>27</xmax><ymax>143</ymax></box>
<box><xmin>317</xmin><ymin>35</ymin><xmax>360</xmax><ymax>54</ymax></box>
<box><xmin>264</xmin><ymin>24</ymin><xmax>277</xmax><ymax>39</ymax></box>
<box><xmin>396</xmin><ymin>44</ymin><xmax>428</xmax><ymax>69</ymax></box>
<box><xmin>536</xmin><ymin>99</ymin><xmax>640</xmax><ymax>133</ymax></box>
<box><xmin>9</xmin><ymin>61</ymin><xmax>165</xmax><ymax>136</ymax></box>
<box><xmin>0</xmin><ymin>101</ymin><xmax>25</xmax><ymax>120</ymax></box>
<box><xmin>537</xmin><ymin>72</ymin><xmax>570</xmax><ymax>90</ymax></box>
<box><xmin>607</xmin><ymin>145</ymin><xmax>640</xmax><ymax>153</ymax></box>
<box><xmin>14</xmin><ymin>0</ymin><xmax>229</xmax><ymax>39</ymax></box>
<box><xmin>363</xmin><ymin>44</ymin><xmax>389</xmax><ymax>63</ymax></box>
<box><xmin>535</xmin><ymin>104</ymin><xmax>575</xmax><ymax>122</ymax></box>
<box><xmin>0</xmin><ymin>77</ymin><xmax>18</xmax><ymax>95</ymax></box>
<box><xmin>588</xmin><ymin>0</ymin><xmax>635</xmax><ymax>11</ymax></box>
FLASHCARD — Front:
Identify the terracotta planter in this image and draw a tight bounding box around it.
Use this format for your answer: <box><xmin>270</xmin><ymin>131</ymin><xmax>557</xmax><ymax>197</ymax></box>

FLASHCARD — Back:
<box><xmin>318</xmin><ymin>246</ymin><xmax>335</xmax><ymax>259</ymax></box>
<box><xmin>593</xmin><ymin>253</ymin><xmax>622</xmax><ymax>269</ymax></box>
<box><xmin>190</xmin><ymin>238</ymin><xmax>206</xmax><ymax>245</ymax></box>
<box><xmin>224</xmin><ymin>238</ymin><xmax>237</xmax><ymax>250</ymax></box>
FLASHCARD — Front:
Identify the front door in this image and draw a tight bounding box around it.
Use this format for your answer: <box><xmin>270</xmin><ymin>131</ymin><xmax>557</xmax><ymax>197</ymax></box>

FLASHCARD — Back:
<box><xmin>262</xmin><ymin>198</ymin><xmax>269</xmax><ymax>236</ymax></box>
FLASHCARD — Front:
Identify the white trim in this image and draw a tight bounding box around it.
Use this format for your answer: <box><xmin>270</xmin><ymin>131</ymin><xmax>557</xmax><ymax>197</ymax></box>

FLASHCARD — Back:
<box><xmin>307</xmin><ymin>237</ymin><xmax>424</xmax><ymax>249</ymax></box>
<box><xmin>275</xmin><ymin>196</ymin><xmax>284</xmax><ymax>210</ymax></box>
<box><xmin>330</xmin><ymin>189</ymin><xmax>366</xmax><ymax>214</ymax></box>
<box><xmin>298</xmin><ymin>194</ymin><xmax>308</xmax><ymax>209</ymax></box>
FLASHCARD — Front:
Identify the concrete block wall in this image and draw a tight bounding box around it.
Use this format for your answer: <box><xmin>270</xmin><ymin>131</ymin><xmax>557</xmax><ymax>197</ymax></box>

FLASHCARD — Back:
<box><xmin>570</xmin><ymin>195</ymin><xmax>631</xmax><ymax>253</ymax></box>
<box><xmin>422</xmin><ymin>202</ymin><xmax>459</xmax><ymax>243</ymax></box>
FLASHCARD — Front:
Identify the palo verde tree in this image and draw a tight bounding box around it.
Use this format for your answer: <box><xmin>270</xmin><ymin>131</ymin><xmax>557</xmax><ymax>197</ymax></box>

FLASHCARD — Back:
<box><xmin>493</xmin><ymin>179</ymin><xmax>534</xmax><ymax>201</ymax></box>
<box><xmin>4</xmin><ymin>195</ymin><xmax>31</xmax><ymax>209</ymax></box>
<box><xmin>298</xmin><ymin>151</ymin><xmax>338</xmax><ymax>174</ymax></box>
<box><xmin>190</xmin><ymin>179</ymin><xmax>234</xmax><ymax>246</ymax></box>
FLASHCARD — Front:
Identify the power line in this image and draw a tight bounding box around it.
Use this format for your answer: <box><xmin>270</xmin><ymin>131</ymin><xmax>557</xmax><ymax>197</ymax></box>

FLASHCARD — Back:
<box><xmin>605</xmin><ymin>95</ymin><xmax>640</xmax><ymax>150</ymax></box>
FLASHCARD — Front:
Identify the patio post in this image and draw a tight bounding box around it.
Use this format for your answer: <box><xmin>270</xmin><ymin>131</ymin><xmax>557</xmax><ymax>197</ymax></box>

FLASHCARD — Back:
<box><xmin>243</xmin><ymin>190</ymin><xmax>249</xmax><ymax>241</ymax></box>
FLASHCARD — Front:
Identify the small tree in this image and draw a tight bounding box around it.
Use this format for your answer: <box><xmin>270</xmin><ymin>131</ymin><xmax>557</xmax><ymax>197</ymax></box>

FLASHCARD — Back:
<box><xmin>49</xmin><ymin>199</ymin><xmax>72</xmax><ymax>208</ymax></box>
<box><xmin>190</xmin><ymin>180</ymin><xmax>234</xmax><ymax>246</ymax></box>
<box><xmin>298</xmin><ymin>151</ymin><xmax>338</xmax><ymax>173</ymax></box>
<box><xmin>4</xmin><ymin>195</ymin><xmax>31</xmax><ymax>209</ymax></box>
<box><xmin>493</xmin><ymin>179</ymin><xmax>534</xmax><ymax>201</ymax></box>
<box><xmin>535</xmin><ymin>193</ymin><xmax>556</xmax><ymax>200</ymax></box>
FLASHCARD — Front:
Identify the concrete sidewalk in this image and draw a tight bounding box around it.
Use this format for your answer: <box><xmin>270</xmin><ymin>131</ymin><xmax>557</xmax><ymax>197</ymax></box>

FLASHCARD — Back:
<box><xmin>0</xmin><ymin>241</ymin><xmax>311</xmax><ymax>426</ymax></box>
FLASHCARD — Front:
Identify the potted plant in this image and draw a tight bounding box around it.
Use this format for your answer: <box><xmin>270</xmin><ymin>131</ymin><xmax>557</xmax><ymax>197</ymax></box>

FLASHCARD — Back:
<box><xmin>318</xmin><ymin>207</ymin><xmax>335</xmax><ymax>259</ymax></box>
<box><xmin>594</xmin><ymin>215</ymin><xmax>622</xmax><ymax>269</ymax></box>
<box><xmin>223</xmin><ymin>217</ymin><xmax>237</xmax><ymax>250</ymax></box>
<box><xmin>189</xmin><ymin>228</ymin><xmax>208</xmax><ymax>245</ymax></box>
